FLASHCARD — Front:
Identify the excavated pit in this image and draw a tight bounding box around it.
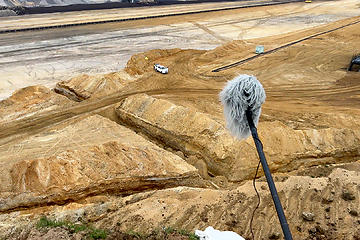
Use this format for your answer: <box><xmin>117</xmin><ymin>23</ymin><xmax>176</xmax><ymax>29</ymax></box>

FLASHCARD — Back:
<box><xmin>1</xmin><ymin>8</ymin><xmax>360</xmax><ymax>240</ymax></box>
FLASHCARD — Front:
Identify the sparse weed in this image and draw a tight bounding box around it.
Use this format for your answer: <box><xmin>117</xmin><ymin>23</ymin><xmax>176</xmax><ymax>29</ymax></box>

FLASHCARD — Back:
<box><xmin>69</xmin><ymin>224</ymin><xmax>87</xmax><ymax>233</ymax></box>
<box><xmin>36</xmin><ymin>216</ymin><xmax>67</xmax><ymax>229</ymax></box>
<box><xmin>188</xmin><ymin>233</ymin><xmax>200</xmax><ymax>240</ymax></box>
<box><xmin>127</xmin><ymin>230</ymin><xmax>146</xmax><ymax>239</ymax></box>
<box><xmin>164</xmin><ymin>226</ymin><xmax>176</xmax><ymax>234</ymax></box>
<box><xmin>126</xmin><ymin>227</ymin><xmax>199</xmax><ymax>239</ymax></box>
<box><xmin>36</xmin><ymin>216</ymin><xmax>107</xmax><ymax>239</ymax></box>
<box><xmin>36</xmin><ymin>217</ymin><xmax>198</xmax><ymax>240</ymax></box>
<box><xmin>177</xmin><ymin>229</ymin><xmax>188</xmax><ymax>235</ymax></box>
<box><xmin>88</xmin><ymin>228</ymin><xmax>107</xmax><ymax>240</ymax></box>
<box><xmin>163</xmin><ymin>226</ymin><xmax>199</xmax><ymax>240</ymax></box>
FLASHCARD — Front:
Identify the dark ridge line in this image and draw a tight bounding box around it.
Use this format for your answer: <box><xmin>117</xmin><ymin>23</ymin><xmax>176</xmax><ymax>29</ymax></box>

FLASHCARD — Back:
<box><xmin>0</xmin><ymin>0</ymin><xmax>302</xmax><ymax>34</ymax></box>
<box><xmin>3</xmin><ymin>0</ymin><xmax>260</xmax><ymax>14</ymax></box>
<box><xmin>1</xmin><ymin>0</ymin><xmax>296</xmax><ymax>15</ymax></box>
<box><xmin>212</xmin><ymin>18</ymin><xmax>360</xmax><ymax>72</ymax></box>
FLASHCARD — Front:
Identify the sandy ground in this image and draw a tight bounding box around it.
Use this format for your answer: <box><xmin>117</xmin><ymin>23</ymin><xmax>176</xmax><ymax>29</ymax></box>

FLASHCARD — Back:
<box><xmin>0</xmin><ymin>1</ymin><xmax>360</xmax><ymax>239</ymax></box>
<box><xmin>0</xmin><ymin>0</ymin><xmax>273</xmax><ymax>31</ymax></box>
<box><xmin>0</xmin><ymin>0</ymin><xmax>360</xmax><ymax>100</ymax></box>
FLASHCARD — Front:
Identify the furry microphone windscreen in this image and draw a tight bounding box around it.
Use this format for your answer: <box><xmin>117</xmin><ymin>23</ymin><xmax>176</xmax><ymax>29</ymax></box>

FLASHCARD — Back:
<box><xmin>219</xmin><ymin>74</ymin><xmax>266</xmax><ymax>139</ymax></box>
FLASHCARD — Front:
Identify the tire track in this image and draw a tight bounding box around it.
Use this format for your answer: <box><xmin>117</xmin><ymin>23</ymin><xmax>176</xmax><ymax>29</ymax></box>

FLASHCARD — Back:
<box><xmin>0</xmin><ymin>2</ymin><xmax>319</xmax><ymax>57</ymax></box>
<box><xmin>212</xmin><ymin>17</ymin><xmax>360</xmax><ymax>72</ymax></box>
<box><xmin>192</xmin><ymin>22</ymin><xmax>229</xmax><ymax>42</ymax></box>
<box><xmin>0</xmin><ymin>87</ymin><xmax>219</xmax><ymax>145</ymax></box>
<box><xmin>0</xmin><ymin>0</ymin><xmax>302</xmax><ymax>34</ymax></box>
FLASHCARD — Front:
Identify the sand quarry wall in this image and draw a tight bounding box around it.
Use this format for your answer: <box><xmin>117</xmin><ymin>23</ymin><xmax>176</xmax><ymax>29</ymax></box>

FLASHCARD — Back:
<box><xmin>1</xmin><ymin>15</ymin><xmax>360</xmax><ymax>239</ymax></box>
<box><xmin>115</xmin><ymin>94</ymin><xmax>360</xmax><ymax>181</ymax></box>
<box><xmin>1</xmin><ymin>86</ymin><xmax>360</xmax><ymax>240</ymax></box>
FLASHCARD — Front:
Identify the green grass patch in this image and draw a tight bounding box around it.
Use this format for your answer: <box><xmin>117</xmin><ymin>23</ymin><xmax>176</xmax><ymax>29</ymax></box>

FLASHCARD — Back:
<box><xmin>88</xmin><ymin>228</ymin><xmax>107</xmax><ymax>240</ymax></box>
<box><xmin>36</xmin><ymin>216</ymin><xmax>107</xmax><ymax>239</ymax></box>
<box><xmin>37</xmin><ymin>216</ymin><xmax>67</xmax><ymax>229</ymax></box>
<box><xmin>37</xmin><ymin>217</ymin><xmax>198</xmax><ymax>239</ymax></box>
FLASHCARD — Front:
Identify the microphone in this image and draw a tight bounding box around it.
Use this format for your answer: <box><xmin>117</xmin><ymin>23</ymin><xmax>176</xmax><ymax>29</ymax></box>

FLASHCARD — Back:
<box><xmin>219</xmin><ymin>74</ymin><xmax>266</xmax><ymax>139</ymax></box>
<box><xmin>219</xmin><ymin>74</ymin><xmax>293</xmax><ymax>240</ymax></box>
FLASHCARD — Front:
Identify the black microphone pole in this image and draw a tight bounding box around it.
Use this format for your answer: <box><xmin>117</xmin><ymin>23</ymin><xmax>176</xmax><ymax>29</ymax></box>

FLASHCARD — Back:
<box><xmin>246</xmin><ymin>109</ymin><xmax>293</xmax><ymax>240</ymax></box>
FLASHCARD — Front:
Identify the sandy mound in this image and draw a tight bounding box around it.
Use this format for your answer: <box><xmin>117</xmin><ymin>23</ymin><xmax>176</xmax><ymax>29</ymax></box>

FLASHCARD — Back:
<box><xmin>125</xmin><ymin>49</ymin><xmax>185</xmax><ymax>76</ymax></box>
<box><xmin>0</xmin><ymin>85</ymin><xmax>71</xmax><ymax>124</ymax></box>
<box><xmin>0</xmin><ymin>114</ymin><xmax>201</xmax><ymax>212</ymax></box>
<box><xmin>3</xmin><ymin>165</ymin><xmax>360</xmax><ymax>239</ymax></box>
<box><xmin>55</xmin><ymin>71</ymin><xmax>134</xmax><ymax>101</ymax></box>
<box><xmin>116</xmin><ymin>94</ymin><xmax>360</xmax><ymax>181</ymax></box>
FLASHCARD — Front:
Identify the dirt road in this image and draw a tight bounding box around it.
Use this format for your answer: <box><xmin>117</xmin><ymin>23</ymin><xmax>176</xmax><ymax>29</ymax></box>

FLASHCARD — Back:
<box><xmin>0</xmin><ymin>0</ymin><xmax>360</xmax><ymax>101</ymax></box>
<box><xmin>0</xmin><ymin>0</ymin><xmax>278</xmax><ymax>31</ymax></box>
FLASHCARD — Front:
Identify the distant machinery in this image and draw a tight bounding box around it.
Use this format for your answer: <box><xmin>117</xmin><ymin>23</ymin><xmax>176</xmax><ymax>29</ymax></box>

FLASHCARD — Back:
<box><xmin>348</xmin><ymin>55</ymin><xmax>360</xmax><ymax>71</ymax></box>
<box><xmin>128</xmin><ymin>0</ymin><xmax>159</xmax><ymax>3</ymax></box>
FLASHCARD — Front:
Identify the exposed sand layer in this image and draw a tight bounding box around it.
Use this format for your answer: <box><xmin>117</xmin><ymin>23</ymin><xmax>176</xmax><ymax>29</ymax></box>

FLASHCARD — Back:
<box><xmin>0</xmin><ymin>0</ymin><xmax>360</xmax><ymax>239</ymax></box>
